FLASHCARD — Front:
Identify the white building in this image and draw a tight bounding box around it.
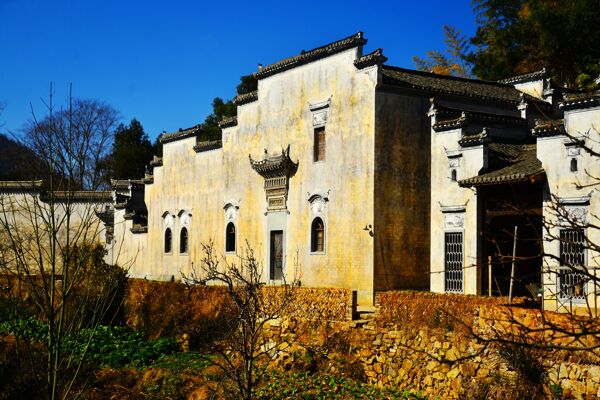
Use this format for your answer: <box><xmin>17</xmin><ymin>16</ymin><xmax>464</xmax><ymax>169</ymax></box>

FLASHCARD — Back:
<box><xmin>430</xmin><ymin>69</ymin><xmax>600</xmax><ymax>315</ymax></box>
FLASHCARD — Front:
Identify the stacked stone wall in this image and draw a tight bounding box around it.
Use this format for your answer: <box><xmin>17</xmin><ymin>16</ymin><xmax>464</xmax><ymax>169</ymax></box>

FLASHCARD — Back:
<box><xmin>123</xmin><ymin>281</ymin><xmax>599</xmax><ymax>399</ymax></box>
<box><xmin>271</xmin><ymin>292</ymin><xmax>600</xmax><ymax>399</ymax></box>
<box><xmin>124</xmin><ymin>280</ymin><xmax>351</xmax><ymax>340</ymax></box>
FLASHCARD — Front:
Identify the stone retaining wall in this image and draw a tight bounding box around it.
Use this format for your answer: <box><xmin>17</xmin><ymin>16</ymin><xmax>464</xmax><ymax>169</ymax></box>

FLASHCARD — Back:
<box><xmin>270</xmin><ymin>292</ymin><xmax>600</xmax><ymax>399</ymax></box>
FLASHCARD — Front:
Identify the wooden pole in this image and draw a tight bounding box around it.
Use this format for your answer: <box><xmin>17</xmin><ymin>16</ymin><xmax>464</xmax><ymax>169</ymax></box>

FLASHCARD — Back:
<box><xmin>488</xmin><ymin>256</ymin><xmax>492</xmax><ymax>297</ymax></box>
<box><xmin>509</xmin><ymin>225</ymin><xmax>518</xmax><ymax>303</ymax></box>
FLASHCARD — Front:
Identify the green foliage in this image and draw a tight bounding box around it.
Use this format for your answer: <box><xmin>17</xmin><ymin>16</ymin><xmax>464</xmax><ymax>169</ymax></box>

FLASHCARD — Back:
<box><xmin>256</xmin><ymin>370</ymin><xmax>428</xmax><ymax>400</ymax></box>
<box><xmin>198</xmin><ymin>97</ymin><xmax>236</xmax><ymax>142</ymax></box>
<box><xmin>236</xmin><ymin>74</ymin><xmax>258</xmax><ymax>95</ymax></box>
<box><xmin>416</xmin><ymin>1</ymin><xmax>600</xmax><ymax>88</ymax></box>
<box><xmin>0</xmin><ymin>310</ymin><xmax>46</xmax><ymax>342</ymax></box>
<box><xmin>413</xmin><ymin>25</ymin><xmax>472</xmax><ymax>77</ymax></box>
<box><xmin>0</xmin><ymin>311</ymin><xmax>176</xmax><ymax>369</ymax></box>
<box><xmin>195</xmin><ymin>74</ymin><xmax>257</xmax><ymax>144</ymax></box>
<box><xmin>110</xmin><ymin>118</ymin><xmax>154</xmax><ymax>180</ymax></box>
<box><xmin>150</xmin><ymin>352</ymin><xmax>212</xmax><ymax>375</ymax></box>
<box><xmin>468</xmin><ymin>0</ymin><xmax>600</xmax><ymax>86</ymax></box>
<box><xmin>64</xmin><ymin>325</ymin><xmax>177</xmax><ymax>368</ymax></box>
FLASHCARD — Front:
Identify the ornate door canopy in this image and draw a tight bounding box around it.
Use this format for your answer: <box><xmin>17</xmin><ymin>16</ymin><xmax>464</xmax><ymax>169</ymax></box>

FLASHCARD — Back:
<box><xmin>249</xmin><ymin>145</ymin><xmax>299</xmax><ymax>212</ymax></box>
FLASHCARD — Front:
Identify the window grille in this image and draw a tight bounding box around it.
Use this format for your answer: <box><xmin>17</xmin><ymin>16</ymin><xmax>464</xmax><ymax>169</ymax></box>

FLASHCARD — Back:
<box><xmin>314</xmin><ymin>127</ymin><xmax>325</xmax><ymax>162</ymax></box>
<box><xmin>559</xmin><ymin>229</ymin><xmax>586</xmax><ymax>300</ymax></box>
<box><xmin>444</xmin><ymin>232</ymin><xmax>463</xmax><ymax>293</ymax></box>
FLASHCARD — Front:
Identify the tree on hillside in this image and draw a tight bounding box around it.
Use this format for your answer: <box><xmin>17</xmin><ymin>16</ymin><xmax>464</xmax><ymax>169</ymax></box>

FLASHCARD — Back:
<box><xmin>468</xmin><ymin>0</ymin><xmax>600</xmax><ymax>86</ymax></box>
<box><xmin>415</xmin><ymin>0</ymin><xmax>600</xmax><ymax>88</ymax></box>
<box><xmin>0</xmin><ymin>87</ymin><xmax>126</xmax><ymax>400</ymax></box>
<box><xmin>22</xmin><ymin>98</ymin><xmax>119</xmax><ymax>190</ymax></box>
<box><xmin>110</xmin><ymin>118</ymin><xmax>154</xmax><ymax>181</ymax></box>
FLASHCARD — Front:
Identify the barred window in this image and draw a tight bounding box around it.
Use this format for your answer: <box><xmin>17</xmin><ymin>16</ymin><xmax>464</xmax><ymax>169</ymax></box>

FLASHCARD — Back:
<box><xmin>314</xmin><ymin>127</ymin><xmax>325</xmax><ymax>162</ymax></box>
<box><xmin>559</xmin><ymin>229</ymin><xmax>586</xmax><ymax>300</ymax></box>
<box><xmin>444</xmin><ymin>232</ymin><xmax>463</xmax><ymax>293</ymax></box>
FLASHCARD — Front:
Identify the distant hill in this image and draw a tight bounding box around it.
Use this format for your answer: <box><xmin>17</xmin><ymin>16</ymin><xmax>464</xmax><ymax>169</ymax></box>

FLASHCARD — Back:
<box><xmin>0</xmin><ymin>133</ymin><xmax>43</xmax><ymax>181</ymax></box>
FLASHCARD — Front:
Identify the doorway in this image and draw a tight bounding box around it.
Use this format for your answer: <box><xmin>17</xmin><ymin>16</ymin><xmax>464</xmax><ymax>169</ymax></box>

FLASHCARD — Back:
<box><xmin>270</xmin><ymin>230</ymin><xmax>283</xmax><ymax>280</ymax></box>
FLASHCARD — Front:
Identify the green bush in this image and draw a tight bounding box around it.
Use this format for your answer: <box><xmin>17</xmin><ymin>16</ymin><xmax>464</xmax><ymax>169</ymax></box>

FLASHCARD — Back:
<box><xmin>256</xmin><ymin>370</ymin><xmax>428</xmax><ymax>400</ymax></box>
<box><xmin>64</xmin><ymin>325</ymin><xmax>177</xmax><ymax>368</ymax></box>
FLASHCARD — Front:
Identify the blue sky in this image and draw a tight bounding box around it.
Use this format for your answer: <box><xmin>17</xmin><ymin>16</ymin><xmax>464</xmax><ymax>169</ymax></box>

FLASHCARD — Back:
<box><xmin>0</xmin><ymin>0</ymin><xmax>476</xmax><ymax>141</ymax></box>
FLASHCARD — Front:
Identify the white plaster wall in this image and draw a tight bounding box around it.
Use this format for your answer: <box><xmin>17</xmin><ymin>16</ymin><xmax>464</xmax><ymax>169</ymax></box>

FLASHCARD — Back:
<box><xmin>538</xmin><ymin>106</ymin><xmax>600</xmax><ymax>313</ymax></box>
<box><xmin>430</xmin><ymin>128</ymin><xmax>484</xmax><ymax>294</ymax></box>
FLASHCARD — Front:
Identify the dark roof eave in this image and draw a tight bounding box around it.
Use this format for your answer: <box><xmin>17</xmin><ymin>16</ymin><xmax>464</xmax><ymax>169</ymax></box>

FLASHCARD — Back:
<box><xmin>193</xmin><ymin>140</ymin><xmax>223</xmax><ymax>153</ymax></box>
<box><xmin>459</xmin><ymin>170</ymin><xmax>545</xmax><ymax>188</ymax></box>
<box><xmin>498</xmin><ymin>69</ymin><xmax>548</xmax><ymax>85</ymax></box>
<box><xmin>560</xmin><ymin>92</ymin><xmax>600</xmax><ymax>111</ymax></box>
<box><xmin>218</xmin><ymin>116</ymin><xmax>238</xmax><ymax>128</ymax></box>
<box><xmin>159</xmin><ymin>126</ymin><xmax>200</xmax><ymax>144</ymax></box>
<box><xmin>39</xmin><ymin>191</ymin><xmax>113</xmax><ymax>203</ymax></box>
<box><xmin>255</xmin><ymin>32</ymin><xmax>366</xmax><ymax>80</ymax></box>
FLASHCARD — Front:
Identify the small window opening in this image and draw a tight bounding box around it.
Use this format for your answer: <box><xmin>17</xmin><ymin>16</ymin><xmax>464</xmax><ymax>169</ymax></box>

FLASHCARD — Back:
<box><xmin>314</xmin><ymin>127</ymin><xmax>325</xmax><ymax>162</ymax></box>
<box><xmin>180</xmin><ymin>227</ymin><xmax>188</xmax><ymax>254</ymax></box>
<box><xmin>570</xmin><ymin>158</ymin><xmax>578</xmax><ymax>172</ymax></box>
<box><xmin>164</xmin><ymin>228</ymin><xmax>172</xmax><ymax>253</ymax></box>
<box><xmin>450</xmin><ymin>169</ymin><xmax>457</xmax><ymax>181</ymax></box>
<box><xmin>226</xmin><ymin>222</ymin><xmax>236</xmax><ymax>253</ymax></box>
<box><xmin>311</xmin><ymin>217</ymin><xmax>325</xmax><ymax>252</ymax></box>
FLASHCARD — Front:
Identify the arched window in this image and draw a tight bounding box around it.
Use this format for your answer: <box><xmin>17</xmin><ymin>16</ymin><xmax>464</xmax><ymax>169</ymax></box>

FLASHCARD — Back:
<box><xmin>570</xmin><ymin>158</ymin><xmax>578</xmax><ymax>172</ymax></box>
<box><xmin>311</xmin><ymin>217</ymin><xmax>325</xmax><ymax>252</ymax></box>
<box><xmin>226</xmin><ymin>222</ymin><xmax>236</xmax><ymax>253</ymax></box>
<box><xmin>164</xmin><ymin>228</ymin><xmax>172</xmax><ymax>253</ymax></box>
<box><xmin>450</xmin><ymin>169</ymin><xmax>457</xmax><ymax>181</ymax></box>
<box><xmin>180</xmin><ymin>227</ymin><xmax>188</xmax><ymax>254</ymax></box>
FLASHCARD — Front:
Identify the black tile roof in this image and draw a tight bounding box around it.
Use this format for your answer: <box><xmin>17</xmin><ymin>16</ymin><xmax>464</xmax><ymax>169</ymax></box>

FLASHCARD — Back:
<box><xmin>560</xmin><ymin>91</ymin><xmax>600</xmax><ymax>110</ymax></box>
<box><xmin>218</xmin><ymin>116</ymin><xmax>238</xmax><ymax>128</ymax></box>
<box><xmin>498</xmin><ymin>68</ymin><xmax>548</xmax><ymax>85</ymax></box>
<box><xmin>149</xmin><ymin>156</ymin><xmax>163</xmax><ymax>167</ymax></box>
<box><xmin>532</xmin><ymin>119</ymin><xmax>565</xmax><ymax>137</ymax></box>
<box><xmin>382</xmin><ymin>65</ymin><xmax>543</xmax><ymax>105</ymax></box>
<box><xmin>0</xmin><ymin>180</ymin><xmax>43</xmax><ymax>191</ymax></box>
<box><xmin>39</xmin><ymin>191</ymin><xmax>113</xmax><ymax>203</ymax></box>
<box><xmin>254</xmin><ymin>32</ymin><xmax>367</xmax><ymax>79</ymax></box>
<box><xmin>249</xmin><ymin>145</ymin><xmax>298</xmax><ymax>179</ymax></box>
<box><xmin>193</xmin><ymin>139</ymin><xmax>222</xmax><ymax>153</ymax></box>
<box><xmin>233</xmin><ymin>91</ymin><xmax>258</xmax><ymax>106</ymax></box>
<box><xmin>459</xmin><ymin>144</ymin><xmax>544</xmax><ymax>187</ymax></box>
<box><xmin>159</xmin><ymin>125</ymin><xmax>201</xmax><ymax>144</ymax></box>
<box><xmin>354</xmin><ymin>48</ymin><xmax>387</xmax><ymax>69</ymax></box>
<box><xmin>433</xmin><ymin>108</ymin><xmax>526</xmax><ymax>132</ymax></box>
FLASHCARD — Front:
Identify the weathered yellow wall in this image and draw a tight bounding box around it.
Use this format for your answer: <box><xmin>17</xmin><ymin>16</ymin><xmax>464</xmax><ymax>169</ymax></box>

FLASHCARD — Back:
<box><xmin>374</xmin><ymin>90</ymin><xmax>430</xmax><ymax>290</ymax></box>
<box><xmin>135</xmin><ymin>48</ymin><xmax>377</xmax><ymax>304</ymax></box>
